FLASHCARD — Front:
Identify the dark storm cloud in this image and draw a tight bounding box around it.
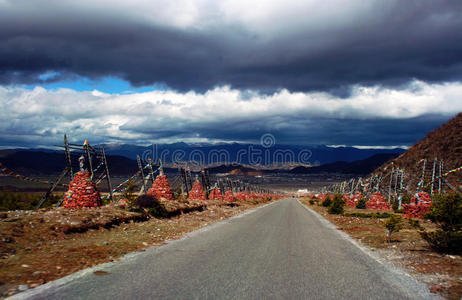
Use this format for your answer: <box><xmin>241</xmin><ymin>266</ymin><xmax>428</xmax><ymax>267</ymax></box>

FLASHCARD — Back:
<box><xmin>0</xmin><ymin>0</ymin><xmax>461</xmax><ymax>92</ymax></box>
<box><xmin>0</xmin><ymin>83</ymin><xmax>459</xmax><ymax>148</ymax></box>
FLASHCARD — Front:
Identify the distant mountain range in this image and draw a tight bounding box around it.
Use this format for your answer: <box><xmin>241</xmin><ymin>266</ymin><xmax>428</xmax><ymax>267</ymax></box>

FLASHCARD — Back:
<box><xmin>99</xmin><ymin>142</ymin><xmax>404</xmax><ymax>166</ymax></box>
<box><xmin>0</xmin><ymin>143</ymin><xmax>404</xmax><ymax>176</ymax></box>
<box><xmin>0</xmin><ymin>149</ymin><xmax>399</xmax><ymax>178</ymax></box>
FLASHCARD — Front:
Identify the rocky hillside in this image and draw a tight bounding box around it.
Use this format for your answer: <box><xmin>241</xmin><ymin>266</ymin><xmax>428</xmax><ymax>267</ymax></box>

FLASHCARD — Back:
<box><xmin>375</xmin><ymin>113</ymin><xmax>462</xmax><ymax>192</ymax></box>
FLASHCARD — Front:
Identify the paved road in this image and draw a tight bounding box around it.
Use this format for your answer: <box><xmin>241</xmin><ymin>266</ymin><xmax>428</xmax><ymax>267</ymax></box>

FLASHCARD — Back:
<box><xmin>12</xmin><ymin>198</ymin><xmax>438</xmax><ymax>300</ymax></box>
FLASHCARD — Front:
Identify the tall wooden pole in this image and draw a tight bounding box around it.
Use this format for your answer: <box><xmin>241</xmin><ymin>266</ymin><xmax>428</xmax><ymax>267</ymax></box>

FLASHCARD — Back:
<box><xmin>387</xmin><ymin>167</ymin><xmax>393</xmax><ymax>203</ymax></box>
<box><xmin>438</xmin><ymin>161</ymin><xmax>442</xmax><ymax>194</ymax></box>
<box><xmin>84</xmin><ymin>141</ymin><xmax>93</xmax><ymax>179</ymax></box>
<box><xmin>187</xmin><ymin>168</ymin><xmax>193</xmax><ymax>191</ymax></box>
<box><xmin>148</xmin><ymin>158</ymin><xmax>155</xmax><ymax>184</ymax></box>
<box><xmin>64</xmin><ymin>134</ymin><xmax>73</xmax><ymax>181</ymax></box>
<box><xmin>137</xmin><ymin>155</ymin><xmax>147</xmax><ymax>195</ymax></box>
<box><xmin>431</xmin><ymin>158</ymin><xmax>437</xmax><ymax>195</ymax></box>
<box><xmin>101</xmin><ymin>146</ymin><xmax>113</xmax><ymax>201</ymax></box>
<box><xmin>419</xmin><ymin>159</ymin><xmax>426</xmax><ymax>192</ymax></box>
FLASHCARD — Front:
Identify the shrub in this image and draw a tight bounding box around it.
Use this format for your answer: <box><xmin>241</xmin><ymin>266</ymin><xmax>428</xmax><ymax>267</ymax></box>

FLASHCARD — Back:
<box><xmin>402</xmin><ymin>193</ymin><xmax>412</xmax><ymax>205</ymax></box>
<box><xmin>135</xmin><ymin>195</ymin><xmax>168</xmax><ymax>218</ymax></box>
<box><xmin>322</xmin><ymin>197</ymin><xmax>332</xmax><ymax>207</ymax></box>
<box><xmin>0</xmin><ymin>192</ymin><xmax>60</xmax><ymax>211</ymax></box>
<box><xmin>328</xmin><ymin>194</ymin><xmax>345</xmax><ymax>214</ymax></box>
<box><xmin>375</xmin><ymin>212</ymin><xmax>392</xmax><ymax>218</ymax></box>
<box><xmin>408</xmin><ymin>219</ymin><xmax>423</xmax><ymax>230</ymax></box>
<box><xmin>425</xmin><ymin>193</ymin><xmax>462</xmax><ymax>232</ymax></box>
<box><xmin>392</xmin><ymin>194</ymin><xmax>411</xmax><ymax>212</ymax></box>
<box><xmin>384</xmin><ymin>215</ymin><xmax>403</xmax><ymax>242</ymax></box>
<box><xmin>420</xmin><ymin>231</ymin><xmax>462</xmax><ymax>254</ymax></box>
<box><xmin>121</xmin><ymin>180</ymin><xmax>137</xmax><ymax>206</ymax></box>
<box><xmin>421</xmin><ymin>193</ymin><xmax>462</xmax><ymax>253</ymax></box>
<box><xmin>392</xmin><ymin>199</ymin><xmax>399</xmax><ymax>212</ymax></box>
<box><xmin>356</xmin><ymin>198</ymin><xmax>367</xmax><ymax>209</ymax></box>
<box><xmin>309</xmin><ymin>199</ymin><xmax>315</xmax><ymax>205</ymax></box>
<box><xmin>344</xmin><ymin>212</ymin><xmax>391</xmax><ymax>218</ymax></box>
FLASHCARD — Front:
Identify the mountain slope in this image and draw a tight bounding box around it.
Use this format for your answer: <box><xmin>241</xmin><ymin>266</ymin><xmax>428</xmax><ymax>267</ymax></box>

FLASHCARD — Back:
<box><xmin>290</xmin><ymin>153</ymin><xmax>399</xmax><ymax>175</ymax></box>
<box><xmin>0</xmin><ymin>150</ymin><xmax>139</xmax><ymax>176</ymax></box>
<box><xmin>374</xmin><ymin>112</ymin><xmax>462</xmax><ymax>191</ymax></box>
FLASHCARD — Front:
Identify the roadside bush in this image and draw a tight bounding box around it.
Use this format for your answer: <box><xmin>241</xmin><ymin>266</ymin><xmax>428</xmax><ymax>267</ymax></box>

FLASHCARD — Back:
<box><xmin>0</xmin><ymin>192</ymin><xmax>60</xmax><ymax>211</ymax></box>
<box><xmin>392</xmin><ymin>199</ymin><xmax>399</xmax><ymax>212</ymax></box>
<box><xmin>321</xmin><ymin>197</ymin><xmax>332</xmax><ymax>207</ymax></box>
<box><xmin>121</xmin><ymin>179</ymin><xmax>137</xmax><ymax>206</ymax></box>
<box><xmin>384</xmin><ymin>215</ymin><xmax>403</xmax><ymax>242</ymax></box>
<box><xmin>309</xmin><ymin>199</ymin><xmax>315</xmax><ymax>205</ymax></box>
<box><xmin>392</xmin><ymin>194</ymin><xmax>410</xmax><ymax>212</ymax></box>
<box><xmin>375</xmin><ymin>212</ymin><xmax>392</xmax><ymax>218</ymax></box>
<box><xmin>402</xmin><ymin>193</ymin><xmax>411</xmax><ymax>205</ymax></box>
<box><xmin>408</xmin><ymin>219</ymin><xmax>423</xmax><ymax>230</ymax></box>
<box><xmin>356</xmin><ymin>198</ymin><xmax>367</xmax><ymax>209</ymax></box>
<box><xmin>421</xmin><ymin>193</ymin><xmax>462</xmax><ymax>253</ymax></box>
<box><xmin>344</xmin><ymin>212</ymin><xmax>391</xmax><ymax>219</ymax></box>
<box><xmin>135</xmin><ymin>195</ymin><xmax>168</xmax><ymax>218</ymax></box>
<box><xmin>328</xmin><ymin>194</ymin><xmax>344</xmax><ymax>215</ymax></box>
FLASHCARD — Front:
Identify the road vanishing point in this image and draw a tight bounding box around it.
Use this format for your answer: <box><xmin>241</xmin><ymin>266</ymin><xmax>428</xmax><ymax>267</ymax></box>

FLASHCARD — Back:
<box><xmin>11</xmin><ymin>198</ymin><xmax>439</xmax><ymax>300</ymax></box>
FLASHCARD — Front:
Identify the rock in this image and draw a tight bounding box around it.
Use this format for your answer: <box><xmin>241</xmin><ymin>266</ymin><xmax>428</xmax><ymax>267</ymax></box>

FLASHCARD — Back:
<box><xmin>62</xmin><ymin>172</ymin><xmax>102</xmax><ymax>209</ymax></box>
<box><xmin>188</xmin><ymin>180</ymin><xmax>206</xmax><ymax>200</ymax></box>
<box><xmin>235</xmin><ymin>191</ymin><xmax>249</xmax><ymax>201</ymax></box>
<box><xmin>429</xmin><ymin>285</ymin><xmax>442</xmax><ymax>293</ymax></box>
<box><xmin>147</xmin><ymin>175</ymin><xmax>174</xmax><ymax>201</ymax></box>
<box><xmin>223</xmin><ymin>190</ymin><xmax>236</xmax><ymax>202</ymax></box>
<box><xmin>18</xmin><ymin>284</ymin><xmax>29</xmax><ymax>291</ymax></box>
<box><xmin>366</xmin><ymin>193</ymin><xmax>390</xmax><ymax>210</ymax></box>
<box><xmin>209</xmin><ymin>188</ymin><xmax>223</xmax><ymax>200</ymax></box>
<box><xmin>403</xmin><ymin>192</ymin><xmax>432</xmax><ymax>218</ymax></box>
<box><xmin>2</xmin><ymin>237</ymin><xmax>14</xmax><ymax>243</ymax></box>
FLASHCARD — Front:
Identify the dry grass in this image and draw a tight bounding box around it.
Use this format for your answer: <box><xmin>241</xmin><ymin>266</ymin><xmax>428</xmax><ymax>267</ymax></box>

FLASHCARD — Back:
<box><xmin>300</xmin><ymin>198</ymin><xmax>462</xmax><ymax>300</ymax></box>
<box><xmin>0</xmin><ymin>199</ymin><xmax>273</xmax><ymax>297</ymax></box>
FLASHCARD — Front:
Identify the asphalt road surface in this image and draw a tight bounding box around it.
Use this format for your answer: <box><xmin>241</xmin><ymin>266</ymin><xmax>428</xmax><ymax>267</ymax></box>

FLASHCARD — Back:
<box><xmin>11</xmin><ymin>198</ymin><xmax>439</xmax><ymax>300</ymax></box>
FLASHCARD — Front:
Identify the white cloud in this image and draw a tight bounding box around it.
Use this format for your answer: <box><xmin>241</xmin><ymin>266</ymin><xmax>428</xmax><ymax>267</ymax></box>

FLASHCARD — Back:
<box><xmin>0</xmin><ymin>80</ymin><xmax>461</xmax><ymax>146</ymax></box>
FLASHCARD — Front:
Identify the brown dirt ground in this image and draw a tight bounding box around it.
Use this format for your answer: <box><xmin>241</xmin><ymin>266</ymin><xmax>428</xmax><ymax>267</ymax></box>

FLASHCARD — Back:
<box><xmin>299</xmin><ymin>198</ymin><xmax>462</xmax><ymax>300</ymax></box>
<box><xmin>0</xmin><ymin>198</ymin><xmax>275</xmax><ymax>298</ymax></box>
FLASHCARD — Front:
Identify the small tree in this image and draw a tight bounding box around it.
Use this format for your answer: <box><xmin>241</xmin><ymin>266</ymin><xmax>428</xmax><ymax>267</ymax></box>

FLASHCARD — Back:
<box><xmin>322</xmin><ymin>197</ymin><xmax>332</xmax><ymax>207</ymax></box>
<box><xmin>421</xmin><ymin>193</ymin><xmax>462</xmax><ymax>253</ymax></box>
<box><xmin>135</xmin><ymin>194</ymin><xmax>168</xmax><ymax>218</ymax></box>
<box><xmin>121</xmin><ymin>179</ymin><xmax>138</xmax><ymax>206</ymax></box>
<box><xmin>356</xmin><ymin>198</ymin><xmax>367</xmax><ymax>209</ymax></box>
<box><xmin>328</xmin><ymin>194</ymin><xmax>345</xmax><ymax>214</ymax></box>
<box><xmin>408</xmin><ymin>219</ymin><xmax>423</xmax><ymax>230</ymax></box>
<box><xmin>384</xmin><ymin>215</ymin><xmax>403</xmax><ymax>242</ymax></box>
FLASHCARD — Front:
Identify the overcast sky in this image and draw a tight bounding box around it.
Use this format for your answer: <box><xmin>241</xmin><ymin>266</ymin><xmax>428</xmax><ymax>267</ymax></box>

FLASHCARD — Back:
<box><xmin>1</xmin><ymin>0</ymin><xmax>461</xmax><ymax>148</ymax></box>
